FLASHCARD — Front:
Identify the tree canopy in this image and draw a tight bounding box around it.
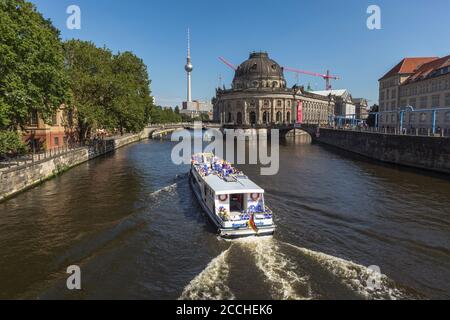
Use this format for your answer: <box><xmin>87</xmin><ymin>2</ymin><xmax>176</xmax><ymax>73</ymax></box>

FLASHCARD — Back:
<box><xmin>64</xmin><ymin>40</ymin><xmax>155</xmax><ymax>140</ymax></box>
<box><xmin>0</xmin><ymin>0</ymin><xmax>69</xmax><ymax>130</ymax></box>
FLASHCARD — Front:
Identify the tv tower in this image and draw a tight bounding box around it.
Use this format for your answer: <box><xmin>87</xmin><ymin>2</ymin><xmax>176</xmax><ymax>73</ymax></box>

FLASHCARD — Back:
<box><xmin>185</xmin><ymin>28</ymin><xmax>193</xmax><ymax>102</ymax></box>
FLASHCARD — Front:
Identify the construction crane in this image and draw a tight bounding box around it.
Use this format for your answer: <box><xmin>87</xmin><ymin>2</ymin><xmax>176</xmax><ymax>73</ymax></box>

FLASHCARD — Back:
<box><xmin>218</xmin><ymin>57</ymin><xmax>340</xmax><ymax>90</ymax></box>
<box><xmin>218</xmin><ymin>57</ymin><xmax>237</xmax><ymax>71</ymax></box>
<box><xmin>284</xmin><ymin>67</ymin><xmax>340</xmax><ymax>91</ymax></box>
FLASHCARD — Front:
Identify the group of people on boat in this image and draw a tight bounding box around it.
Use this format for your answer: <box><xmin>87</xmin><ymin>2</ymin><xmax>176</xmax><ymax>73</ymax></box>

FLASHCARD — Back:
<box><xmin>192</xmin><ymin>154</ymin><xmax>243</xmax><ymax>179</ymax></box>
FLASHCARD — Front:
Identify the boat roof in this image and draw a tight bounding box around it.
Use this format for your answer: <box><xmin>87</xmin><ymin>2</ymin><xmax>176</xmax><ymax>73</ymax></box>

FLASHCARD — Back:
<box><xmin>203</xmin><ymin>173</ymin><xmax>264</xmax><ymax>195</ymax></box>
<box><xmin>192</xmin><ymin>153</ymin><xmax>264</xmax><ymax>195</ymax></box>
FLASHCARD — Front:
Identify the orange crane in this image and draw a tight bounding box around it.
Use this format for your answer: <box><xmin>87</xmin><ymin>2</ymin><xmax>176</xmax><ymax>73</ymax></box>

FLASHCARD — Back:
<box><xmin>218</xmin><ymin>57</ymin><xmax>340</xmax><ymax>90</ymax></box>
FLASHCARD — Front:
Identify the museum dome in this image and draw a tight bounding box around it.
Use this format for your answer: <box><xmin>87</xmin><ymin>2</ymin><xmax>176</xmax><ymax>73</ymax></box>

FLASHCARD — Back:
<box><xmin>232</xmin><ymin>52</ymin><xmax>286</xmax><ymax>89</ymax></box>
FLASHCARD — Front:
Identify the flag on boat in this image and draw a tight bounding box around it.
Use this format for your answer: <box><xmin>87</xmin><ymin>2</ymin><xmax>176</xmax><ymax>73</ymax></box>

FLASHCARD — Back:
<box><xmin>249</xmin><ymin>214</ymin><xmax>258</xmax><ymax>233</ymax></box>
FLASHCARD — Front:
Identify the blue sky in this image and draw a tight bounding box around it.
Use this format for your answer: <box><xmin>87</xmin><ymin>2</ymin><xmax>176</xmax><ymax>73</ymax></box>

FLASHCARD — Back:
<box><xmin>31</xmin><ymin>0</ymin><xmax>450</xmax><ymax>107</ymax></box>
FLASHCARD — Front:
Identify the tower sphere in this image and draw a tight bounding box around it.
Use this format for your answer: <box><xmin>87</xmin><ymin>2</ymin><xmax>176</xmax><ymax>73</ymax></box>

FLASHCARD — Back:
<box><xmin>185</xmin><ymin>63</ymin><xmax>193</xmax><ymax>73</ymax></box>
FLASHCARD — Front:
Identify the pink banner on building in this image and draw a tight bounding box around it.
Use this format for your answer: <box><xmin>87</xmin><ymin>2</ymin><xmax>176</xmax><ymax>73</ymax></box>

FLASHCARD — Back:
<box><xmin>297</xmin><ymin>100</ymin><xmax>303</xmax><ymax>124</ymax></box>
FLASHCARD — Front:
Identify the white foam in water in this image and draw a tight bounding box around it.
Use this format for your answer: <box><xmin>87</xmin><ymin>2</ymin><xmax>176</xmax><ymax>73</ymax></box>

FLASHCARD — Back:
<box><xmin>179</xmin><ymin>247</ymin><xmax>235</xmax><ymax>300</ymax></box>
<box><xmin>236</xmin><ymin>237</ymin><xmax>312</xmax><ymax>300</ymax></box>
<box><xmin>149</xmin><ymin>183</ymin><xmax>177</xmax><ymax>198</ymax></box>
<box><xmin>284</xmin><ymin>242</ymin><xmax>412</xmax><ymax>300</ymax></box>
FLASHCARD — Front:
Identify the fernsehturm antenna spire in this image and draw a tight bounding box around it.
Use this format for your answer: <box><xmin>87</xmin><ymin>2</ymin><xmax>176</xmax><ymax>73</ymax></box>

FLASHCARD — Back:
<box><xmin>185</xmin><ymin>28</ymin><xmax>193</xmax><ymax>102</ymax></box>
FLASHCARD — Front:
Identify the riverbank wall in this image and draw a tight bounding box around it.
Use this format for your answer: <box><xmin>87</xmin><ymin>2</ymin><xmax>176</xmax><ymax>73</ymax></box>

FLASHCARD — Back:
<box><xmin>315</xmin><ymin>128</ymin><xmax>450</xmax><ymax>174</ymax></box>
<box><xmin>0</xmin><ymin>130</ymin><xmax>151</xmax><ymax>202</ymax></box>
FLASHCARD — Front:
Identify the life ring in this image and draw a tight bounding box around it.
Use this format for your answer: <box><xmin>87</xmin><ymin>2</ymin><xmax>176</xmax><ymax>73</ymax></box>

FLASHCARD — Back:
<box><xmin>219</xmin><ymin>194</ymin><xmax>228</xmax><ymax>202</ymax></box>
<box><xmin>251</xmin><ymin>193</ymin><xmax>260</xmax><ymax>201</ymax></box>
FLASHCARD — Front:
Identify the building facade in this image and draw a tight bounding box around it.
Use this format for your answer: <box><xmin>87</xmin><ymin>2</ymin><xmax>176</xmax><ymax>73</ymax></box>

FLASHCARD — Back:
<box><xmin>181</xmin><ymin>100</ymin><xmax>213</xmax><ymax>120</ymax></box>
<box><xmin>213</xmin><ymin>52</ymin><xmax>334</xmax><ymax>126</ymax></box>
<box><xmin>23</xmin><ymin>106</ymin><xmax>72</xmax><ymax>151</ymax></box>
<box><xmin>312</xmin><ymin>89</ymin><xmax>356</xmax><ymax>119</ymax></box>
<box><xmin>353</xmin><ymin>98</ymin><xmax>369</xmax><ymax>120</ymax></box>
<box><xmin>379</xmin><ymin>55</ymin><xmax>450</xmax><ymax>133</ymax></box>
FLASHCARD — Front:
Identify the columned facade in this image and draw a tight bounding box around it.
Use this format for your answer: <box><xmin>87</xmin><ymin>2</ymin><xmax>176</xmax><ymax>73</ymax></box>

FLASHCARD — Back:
<box><xmin>213</xmin><ymin>52</ymin><xmax>333</xmax><ymax>126</ymax></box>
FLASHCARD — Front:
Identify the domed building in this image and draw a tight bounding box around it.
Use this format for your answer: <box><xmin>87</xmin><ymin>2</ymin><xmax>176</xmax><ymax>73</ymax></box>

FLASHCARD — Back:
<box><xmin>213</xmin><ymin>52</ymin><xmax>334</xmax><ymax>126</ymax></box>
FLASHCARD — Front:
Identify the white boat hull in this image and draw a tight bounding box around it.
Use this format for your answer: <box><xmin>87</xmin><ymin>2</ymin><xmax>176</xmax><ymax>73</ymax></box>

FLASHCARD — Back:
<box><xmin>189</xmin><ymin>171</ymin><xmax>275</xmax><ymax>239</ymax></box>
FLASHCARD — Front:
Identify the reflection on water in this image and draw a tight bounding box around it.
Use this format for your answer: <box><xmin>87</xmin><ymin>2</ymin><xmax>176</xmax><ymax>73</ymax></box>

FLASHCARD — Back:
<box><xmin>0</xmin><ymin>137</ymin><xmax>449</xmax><ymax>299</ymax></box>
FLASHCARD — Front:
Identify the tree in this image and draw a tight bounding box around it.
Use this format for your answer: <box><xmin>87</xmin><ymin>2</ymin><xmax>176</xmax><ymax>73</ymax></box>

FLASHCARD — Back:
<box><xmin>366</xmin><ymin>104</ymin><xmax>379</xmax><ymax>127</ymax></box>
<box><xmin>0</xmin><ymin>131</ymin><xmax>26</xmax><ymax>157</ymax></box>
<box><xmin>64</xmin><ymin>40</ymin><xmax>117</xmax><ymax>141</ymax></box>
<box><xmin>0</xmin><ymin>0</ymin><xmax>69</xmax><ymax>130</ymax></box>
<box><xmin>64</xmin><ymin>41</ymin><xmax>155</xmax><ymax>140</ymax></box>
<box><xmin>111</xmin><ymin>51</ymin><xmax>153</xmax><ymax>134</ymax></box>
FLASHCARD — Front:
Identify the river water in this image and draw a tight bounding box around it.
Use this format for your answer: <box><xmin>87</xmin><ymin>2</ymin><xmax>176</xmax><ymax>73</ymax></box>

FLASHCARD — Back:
<box><xmin>1</xmin><ymin>134</ymin><xmax>449</xmax><ymax>300</ymax></box>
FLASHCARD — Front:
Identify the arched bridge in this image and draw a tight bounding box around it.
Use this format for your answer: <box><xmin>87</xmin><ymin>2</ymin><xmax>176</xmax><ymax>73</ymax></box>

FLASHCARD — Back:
<box><xmin>146</xmin><ymin>123</ymin><xmax>320</xmax><ymax>140</ymax></box>
<box><xmin>146</xmin><ymin>123</ymin><xmax>222</xmax><ymax>139</ymax></box>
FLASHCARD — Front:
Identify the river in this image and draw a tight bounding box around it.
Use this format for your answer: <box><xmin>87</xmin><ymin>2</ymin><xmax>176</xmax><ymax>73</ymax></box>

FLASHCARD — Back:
<box><xmin>1</xmin><ymin>134</ymin><xmax>449</xmax><ymax>299</ymax></box>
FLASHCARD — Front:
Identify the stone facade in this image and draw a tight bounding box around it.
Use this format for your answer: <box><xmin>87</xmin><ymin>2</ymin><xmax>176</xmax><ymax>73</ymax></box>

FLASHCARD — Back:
<box><xmin>315</xmin><ymin>128</ymin><xmax>450</xmax><ymax>174</ymax></box>
<box><xmin>213</xmin><ymin>52</ymin><xmax>334</xmax><ymax>126</ymax></box>
<box><xmin>379</xmin><ymin>55</ymin><xmax>450</xmax><ymax>133</ymax></box>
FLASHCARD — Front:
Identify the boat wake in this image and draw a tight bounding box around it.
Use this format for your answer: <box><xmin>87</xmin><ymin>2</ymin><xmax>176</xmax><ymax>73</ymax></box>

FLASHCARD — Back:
<box><xmin>179</xmin><ymin>247</ymin><xmax>235</xmax><ymax>300</ymax></box>
<box><xmin>179</xmin><ymin>237</ymin><xmax>416</xmax><ymax>300</ymax></box>
<box><xmin>283</xmin><ymin>242</ymin><xmax>415</xmax><ymax>300</ymax></box>
<box><xmin>148</xmin><ymin>183</ymin><xmax>178</xmax><ymax>198</ymax></box>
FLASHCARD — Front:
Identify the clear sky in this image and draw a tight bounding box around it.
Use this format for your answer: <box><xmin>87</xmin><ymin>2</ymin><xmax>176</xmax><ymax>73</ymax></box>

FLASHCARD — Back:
<box><xmin>30</xmin><ymin>0</ymin><xmax>450</xmax><ymax>107</ymax></box>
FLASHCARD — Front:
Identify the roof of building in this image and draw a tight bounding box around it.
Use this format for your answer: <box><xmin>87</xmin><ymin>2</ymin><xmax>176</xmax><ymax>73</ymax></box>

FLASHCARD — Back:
<box><xmin>403</xmin><ymin>55</ymin><xmax>450</xmax><ymax>84</ymax></box>
<box><xmin>379</xmin><ymin>57</ymin><xmax>438</xmax><ymax>81</ymax></box>
<box><xmin>233</xmin><ymin>52</ymin><xmax>285</xmax><ymax>84</ymax></box>
<box><xmin>312</xmin><ymin>89</ymin><xmax>348</xmax><ymax>97</ymax></box>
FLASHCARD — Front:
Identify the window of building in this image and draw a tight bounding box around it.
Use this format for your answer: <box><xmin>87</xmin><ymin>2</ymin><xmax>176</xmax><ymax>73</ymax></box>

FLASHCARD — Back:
<box><xmin>264</xmin><ymin>100</ymin><xmax>270</xmax><ymax>108</ymax></box>
<box><xmin>445</xmin><ymin>112</ymin><xmax>450</xmax><ymax>122</ymax></box>
<box><xmin>286</xmin><ymin>112</ymin><xmax>291</xmax><ymax>123</ymax></box>
<box><xmin>431</xmin><ymin>95</ymin><xmax>440</xmax><ymax>108</ymax></box>
<box><xmin>51</xmin><ymin>113</ymin><xmax>58</xmax><ymax>126</ymax></box>
<box><xmin>227</xmin><ymin>112</ymin><xmax>232</xmax><ymax>123</ymax></box>
<box><xmin>380</xmin><ymin>91</ymin><xmax>385</xmax><ymax>101</ymax></box>
<box><xmin>391</xmin><ymin>114</ymin><xmax>396</xmax><ymax>122</ymax></box>
<box><xmin>420</xmin><ymin>96</ymin><xmax>428</xmax><ymax>108</ymax></box>
<box><xmin>277</xmin><ymin>100</ymin><xmax>282</xmax><ymax>107</ymax></box>
<box><xmin>276</xmin><ymin>111</ymin><xmax>282</xmax><ymax>123</ymax></box>
<box><xmin>29</xmin><ymin>110</ymin><xmax>38</xmax><ymax>126</ymax></box>
<box><xmin>420</xmin><ymin>113</ymin><xmax>426</xmax><ymax>122</ymax></box>
<box><xmin>446</xmin><ymin>94</ymin><xmax>450</xmax><ymax>106</ymax></box>
<box><xmin>54</xmin><ymin>137</ymin><xmax>59</xmax><ymax>146</ymax></box>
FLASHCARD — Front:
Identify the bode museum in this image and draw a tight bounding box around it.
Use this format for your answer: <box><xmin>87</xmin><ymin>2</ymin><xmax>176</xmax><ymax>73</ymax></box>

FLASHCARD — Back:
<box><xmin>213</xmin><ymin>52</ymin><xmax>334</xmax><ymax>126</ymax></box>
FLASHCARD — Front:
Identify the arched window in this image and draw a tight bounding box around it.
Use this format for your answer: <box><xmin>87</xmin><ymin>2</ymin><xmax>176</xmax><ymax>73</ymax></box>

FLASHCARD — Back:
<box><xmin>236</xmin><ymin>112</ymin><xmax>243</xmax><ymax>125</ymax></box>
<box><xmin>250</xmin><ymin>112</ymin><xmax>256</xmax><ymax>125</ymax></box>
<box><xmin>286</xmin><ymin>112</ymin><xmax>291</xmax><ymax>123</ymax></box>
<box><xmin>263</xmin><ymin>112</ymin><xmax>269</xmax><ymax>124</ymax></box>
<box><xmin>276</xmin><ymin>111</ymin><xmax>282</xmax><ymax>123</ymax></box>
<box><xmin>227</xmin><ymin>112</ymin><xmax>232</xmax><ymax>123</ymax></box>
<box><xmin>264</xmin><ymin>100</ymin><xmax>270</xmax><ymax>108</ymax></box>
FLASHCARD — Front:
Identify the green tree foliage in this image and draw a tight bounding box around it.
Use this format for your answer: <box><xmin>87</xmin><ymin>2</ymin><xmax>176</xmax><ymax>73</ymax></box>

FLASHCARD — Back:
<box><xmin>149</xmin><ymin>106</ymin><xmax>182</xmax><ymax>124</ymax></box>
<box><xmin>64</xmin><ymin>40</ymin><xmax>155</xmax><ymax>140</ymax></box>
<box><xmin>0</xmin><ymin>131</ymin><xmax>26</xmax><ymax>156</ymax></box>
<box><xmin>0</xmin><ymin>0</ymin><xmax>69</xmax><ymax>130</ymax></box>
<box><xmin>111</xmin><ymin>51</ymin><xmax>153</xmax><ymax>134</ymax></box>
<box><xmin>64</xmin><ymin>40</ymin><xmax>116</xmax><ymax>141</ymax></box>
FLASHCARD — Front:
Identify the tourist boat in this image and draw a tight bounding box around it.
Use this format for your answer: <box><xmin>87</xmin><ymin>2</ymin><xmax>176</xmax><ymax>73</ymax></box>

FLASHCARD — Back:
<box><xmin>189</xmin><ymin>153</ymin><xmax>275</xmax><ymax>239</ymax></box>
